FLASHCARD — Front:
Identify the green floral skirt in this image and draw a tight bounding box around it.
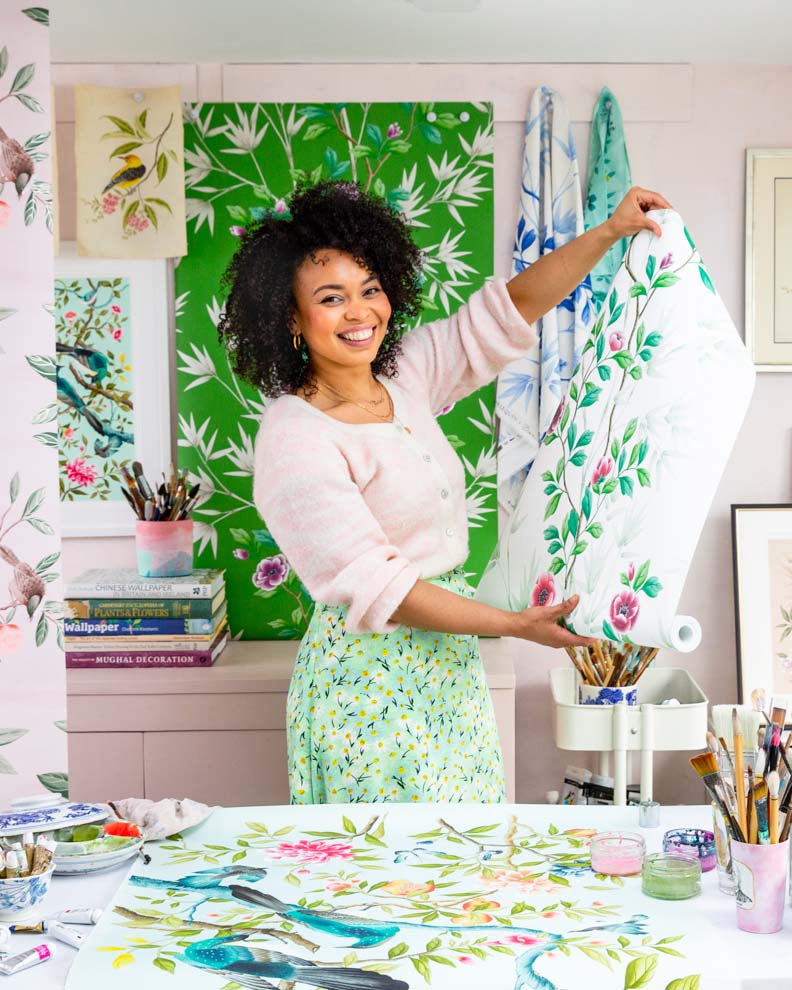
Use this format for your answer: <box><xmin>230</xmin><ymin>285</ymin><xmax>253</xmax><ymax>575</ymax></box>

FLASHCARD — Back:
<box><xmin>287</xmin><ymin>568</ymin><xmax>506</xmax><ymax>804</ymax></box>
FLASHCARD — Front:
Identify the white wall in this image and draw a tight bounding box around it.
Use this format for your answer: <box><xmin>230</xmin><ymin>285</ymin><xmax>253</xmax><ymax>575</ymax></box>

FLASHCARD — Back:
<box><xmin>54</xmin><ymin>61</ymin><xmax>792</xmax><ymax>804</ymax></box>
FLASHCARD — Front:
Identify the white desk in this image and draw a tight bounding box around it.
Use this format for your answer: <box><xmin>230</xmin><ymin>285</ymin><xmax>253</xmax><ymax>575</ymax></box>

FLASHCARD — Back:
<box><xmin>7</xmin><ymin>804</ymin><xmax>791</xmax><ymax>989</ymax></box>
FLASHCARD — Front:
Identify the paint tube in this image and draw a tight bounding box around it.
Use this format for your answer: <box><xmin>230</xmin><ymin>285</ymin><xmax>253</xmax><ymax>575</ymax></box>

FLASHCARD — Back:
<box><xmin>2</xmin><ymin>852</ymin><xmax>20</xmax><ymax>880</ymax></box>
<box><xmin>46</xmin><ymin>922</ymin><xmax>85</xmax><ymax>949</ymax></box>
<box><xmin>11</xmin><ymin>844</ymin><xmax>29</xmax><ymax>879</ymax></box>
<box><xmin>22</xmin><ymin>833</ymin><xmax>34</xmax><ymax>874</ymax></box>
<box><xmin>49</xmin><ymin>908</ymin><xmax>103</xmax><ymax>925</ymax></box>
<box><xmin>31</xmin><ymin>837</ymin><xmax>55</xmax><ymax>875</ymax></box>
<box><xmin>8</xmin><ymin>922</ymin><xmax>46</xmax><ymax>935</ymax></box>
<box><xmin>561</xmin><ymin>765</ymin><xmax>591</xmax><ymax>806</ymax></box>
<box><xmin>0</xmin><ymin>943</ymin><xmax>53</xmax><ymax>976</ymax></box>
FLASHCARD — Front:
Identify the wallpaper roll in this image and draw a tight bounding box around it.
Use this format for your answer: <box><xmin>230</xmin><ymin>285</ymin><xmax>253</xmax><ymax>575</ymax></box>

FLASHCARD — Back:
<box><xmin>477</xmin><ymin>210</ymin><xmax>755</xmax><ymax>652</ymax></box>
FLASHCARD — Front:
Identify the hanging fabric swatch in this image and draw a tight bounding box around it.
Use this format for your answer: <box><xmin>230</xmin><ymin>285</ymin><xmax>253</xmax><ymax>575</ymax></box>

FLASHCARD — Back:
<box><xmin>584</xmin><ymin>87</ymin><xmax>633</xmax><ymax>311</ymax></box>
<box><xmin>496</xmin><ymin>86</ymin><xmax>594</xmax><ymax>516</ymax></box>
<box><xmin>477</xmin><ymin>211</ymin><xmax>755</xmax><ymax>652</ymax></box>
<box><xmin>75</xmin><ymin>85</ymin><xmax>186</xmax><ymax>258</ymax></box>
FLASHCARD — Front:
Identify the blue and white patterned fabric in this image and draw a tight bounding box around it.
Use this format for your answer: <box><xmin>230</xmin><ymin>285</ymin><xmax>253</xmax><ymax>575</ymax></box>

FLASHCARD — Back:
<box><xmin>496</xmin><ymin>86</ymin><xmax>595</xmax><ymax>514</ymax></box>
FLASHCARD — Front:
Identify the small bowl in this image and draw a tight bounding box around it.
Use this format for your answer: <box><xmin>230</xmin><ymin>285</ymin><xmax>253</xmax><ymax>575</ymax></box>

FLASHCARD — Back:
<box><xmin>0</xmin><ymin>866</ymin><xmax>55</xmax><ymax>921</ymax></box>
<box><xmin>54</xmin><ymin>839</ymin><xmax>142</xmax><ymax>876</ymax></box>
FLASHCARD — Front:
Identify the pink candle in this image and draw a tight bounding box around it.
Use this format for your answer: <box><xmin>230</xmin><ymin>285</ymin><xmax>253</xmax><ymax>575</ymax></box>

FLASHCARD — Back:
<box><xmin>590</xmin><ymin>831</ymin><xmax>646</xmax><ymax>876</ymax></box>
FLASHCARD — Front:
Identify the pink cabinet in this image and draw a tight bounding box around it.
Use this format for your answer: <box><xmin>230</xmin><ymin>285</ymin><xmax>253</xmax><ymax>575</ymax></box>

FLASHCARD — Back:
<box><xmin>66</xmin><ymin>640</ymin><xmax>515</xmax><ymax>805</ymax></box>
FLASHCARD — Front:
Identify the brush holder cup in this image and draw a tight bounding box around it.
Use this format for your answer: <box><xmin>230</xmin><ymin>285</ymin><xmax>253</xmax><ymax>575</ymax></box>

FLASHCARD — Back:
<box><xmin>732</xmin><ymin>839</ymin><xmax>789</xmax><ymax>934</ymax></box>
<box><xmin>578</xmin><ymin>684</ymin><xmax>638</xmax><ymax>706</ymax></box>
<box><xmin>135</xmin><ymin>520</ymin><xmax>193</xmax><ymax>578</ymax></box>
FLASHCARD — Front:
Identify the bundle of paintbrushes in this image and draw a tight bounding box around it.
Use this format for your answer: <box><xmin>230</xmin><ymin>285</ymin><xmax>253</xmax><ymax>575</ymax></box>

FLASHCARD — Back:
<box><xmin>565</xmin><ymin>642</ymin><xmax>659</xmax><ymax>687</ymax></box>
<box><xmin>690</xmin><ymin>704</ymin><xmax>792</xmax><ymax>845</ymax></box>
<box><xmin>120</xmin><ymin>461</ymin><xmax>201</xmax><ymax>522</ymax></box>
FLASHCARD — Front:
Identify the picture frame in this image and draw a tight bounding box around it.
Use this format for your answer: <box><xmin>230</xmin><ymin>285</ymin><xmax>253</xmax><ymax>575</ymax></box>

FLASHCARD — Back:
<box><xmin>54</xmin><ymin>243</ymin><xmax>172</xmax><ymax>537</ymax></box>
<box><xmin>745</xmin><ymin>148</ymin><xmax>792</xmax><ymax>371</ymax></box>
<box><xmin>731</xmin><ymin>503</ymin><xmax>792</xmax><ymax>708</ymax></box>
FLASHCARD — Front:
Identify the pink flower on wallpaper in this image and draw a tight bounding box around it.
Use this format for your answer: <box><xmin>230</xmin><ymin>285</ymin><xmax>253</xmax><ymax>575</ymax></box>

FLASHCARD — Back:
<box><xmin>610</xmin><ymin>590</ymin><xmax>640</xmax><ymax>632</ymax></box>
<box><xmin>63</xmin><ymin>427</ymin><xmax>74</xmax><ymax>440</ymax></box>
<box><xmin>269</xmin><ymin>839</ymin><xmax>354</xmax><ymax>863</ymax></box>
<box><xmin>531</xmin><ymin>573</ymin><xmax>556</xmax><ymax>607</ymax></box>
<box><xmin>387</xmin><ymin>122</ymin><xmax>402</xmax><ymax>139</ymax></box>
<box><xmin>102</xmin><ymin>193</ymin><xmax>119</xmax><ymax>214</ymax></box>
<box><xmin>112</xmin><ymin>328</ymin><xmax>122</xmax><ymax>341</ymax></box>
<box><xmin>457</xmin><ymin>957</ymin><xmax>475</xmax><ymax>965</ymax></box>
<box><xmin>111</xmin><ymin>304</ymin><xmax>121</xmax><ymax>314</ymax></box>
<box><xmin>591</xmin><ymin>457</ymin><xmax>613</xmax><ymax>486</ymax></box>
<box><xmin>233</xmin><ymin>548</ymin><xmax>249</xmax><ymax>560</ymax></box>
<box><xmin>487</xmin><ymin>934</ymin><xmax>545</xmax><ymax>947</ymax></box>
<box><xmin>609</xmin><ymin>331</ymin><xmax>625</xmax><ymax>351</ymax></box>
<box><xmin>65</xmin><ymin>457</ymin><xmax>98</xmax><ymax>487</ymax></box>
<box><xmin>274</xmin><ymin>199</ymin><xmax>288</xmax><ymax>214</ymax></box>
<box><xmin>229</xmin><ymin>225</ymin><xmax>246</xmax><ymax>237</ymax></box>
<box><xmin>0</xmin><ymin>624</ymin><xmax>23</xmax><ymax>654</ymax></box>
<box><xmin>253</xmin><ymin>554</ymin><xmax>289</xmax><ymax>590</ymax></box>
<box><xmin>65</xmin><ymin>311</ymin><xmax>77</xmax><ymax>323</ymax></box>
<box><xmin>0</xmin><ymin>201</ymin><xmax>10</xmax><ymax>229</ymax></box>
<box><xmin>627</xmin><ymin>561</ymin><xmax>636</xmax><ymax>582</ymax></box>
<box><xmin>659</xmin><ymin>252</ymin><xmax>674</xmax><ymax>270</ymax></box>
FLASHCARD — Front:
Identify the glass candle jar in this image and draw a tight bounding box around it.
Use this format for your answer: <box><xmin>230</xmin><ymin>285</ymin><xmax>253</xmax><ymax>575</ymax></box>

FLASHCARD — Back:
<box><xmin>642</xmin><ymin>852</ymin><xmax>701</xmax><ymax>900</ymax></box>
<box><xmin>662</xmin><ymin>828</ymin><xmax>717</xmax><ymax>872</ymax></box>
<box><xmin>590</xmin><ymin>831</ymin><xmax>646</xmax><ymax>877</ymax></box>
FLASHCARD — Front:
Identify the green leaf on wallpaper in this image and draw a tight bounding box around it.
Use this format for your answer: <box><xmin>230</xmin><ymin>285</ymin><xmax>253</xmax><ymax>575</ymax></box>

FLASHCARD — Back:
<box><xmin>0</xmin><ymin>755</ymin><xmax>16</xmax><ymax>775</ymax></box>
<box><xmin>9</xmin><ymin>472</ymin><xmax>19</xmax><ymax>503</ymax></box>
<box><xmin>26</xmin><ymin>517</ymin><xmax>55</xmax><ymax>535</ymax></box>
<box><xmin>0</xmin><ymin>729</ymin><xmax>28</xmax><ymax>747</ymax></box>
<box><xmin>10</xmin><ymin>63</ymin><xmax>34</xmax><ymax>94</ymax></box>
<box><xmin>698</xmin><ymin>266</ymin><xmax>716</xmax><ymax>294</ymax></box>
<box><xmin>35</xmin><ymin>612</ymin><xmax>48</xmax><ymax>647</ymax></box>
<box><xmin>110</xmin><ymin>141</ymin><xmax>142</xmax><ymax>158</ymax></box>
<box><xmin>642</xmin><ymin>578</ymin><xmax>663</xmax><ymax>598</ymax></box>
<box><xmin>23</xmin><ymin>7</ymin><xmax>50</xmax><ymax>25</ymax></box>
<box><xmin>665</xmin><ymin>977</ymin><xmax>700</xmax><ymax>990</ymax></box>
<box><xmin>645</xmin><ymin>254</ymin><xmax>656</xmax><ymax>282</ymax></box>
<box><xmin>652</xmin><ymin>273</ymin><xmax>680</xmax><ymax>289</ymax></box>
<box><xmin>602</xmin><ymin>621</ymin><xmax>618</xmax><ymax>641</ymax></box>
<box><xmin>418</xmin><ymin>122</ymin><xmax>442</xmax><ymax>144</ymax></box>
<box><xmin>26</xmin><ymin>353</ymin><xmax>56</xmax><ymax>381</ymax></box>
<box><xmin>104</xmin><ymin>114</ymin><xmax>135</xmax><ymax>135</ymax></box>
<box><xmin>37</xmin><ymin>772</ymin><xmax>69</xmax><ymax>797</ymax></box>
<box><xmin>22</xmin><ymin>486</ymin><xmax>45</xmax><ymax>518</ymax></box>
<box><xmin>15</xmin><ymin>92</ymin><xmax>43</xmax><ymax>114</ymax></box>
<box><xmin>0</xmin><ymin>47</ymin><xmax>7</xmax><ymax>79</ymax></box>
<box><xmin>624</xmin><ymin>954</ymin><xmax>658</xmax><ymax>989</ymax></box>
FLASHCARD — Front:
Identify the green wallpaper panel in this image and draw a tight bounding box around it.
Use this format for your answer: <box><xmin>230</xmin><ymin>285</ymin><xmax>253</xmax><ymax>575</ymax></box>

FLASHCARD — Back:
<box><xmin>176</xmin><ymin>101</ymin><xmax>495</xmax><ymax>639</ymax></box>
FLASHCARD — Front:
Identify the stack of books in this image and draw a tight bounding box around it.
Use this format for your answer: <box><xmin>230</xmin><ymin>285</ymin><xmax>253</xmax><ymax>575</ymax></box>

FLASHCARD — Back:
<box><xmin>64</xmin><ymin>568</ymin><xmax>229</xmax><ymax>668</ymax></box>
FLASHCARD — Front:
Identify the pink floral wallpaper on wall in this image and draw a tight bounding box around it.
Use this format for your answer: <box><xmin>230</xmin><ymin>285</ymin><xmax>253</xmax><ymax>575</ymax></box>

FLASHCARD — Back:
<box><xmin>0</xmin><ymin>6</ymin><xmax>67</xmax><ymax>801</ymax></box>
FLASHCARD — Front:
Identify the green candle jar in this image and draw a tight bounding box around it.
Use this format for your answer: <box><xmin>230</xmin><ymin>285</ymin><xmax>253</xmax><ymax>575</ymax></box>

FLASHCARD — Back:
<box><xmin>642</xmin><ymin>852</ymin><xmax>701</xmax><ymax>900</ymax></box>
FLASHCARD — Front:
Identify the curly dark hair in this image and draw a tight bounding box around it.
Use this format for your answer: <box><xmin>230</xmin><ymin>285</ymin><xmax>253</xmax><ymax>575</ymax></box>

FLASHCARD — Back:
<box><xmin>217</xmin><ymin>180</ymin><xmax>424</xmax><ymax>397</ymax></box>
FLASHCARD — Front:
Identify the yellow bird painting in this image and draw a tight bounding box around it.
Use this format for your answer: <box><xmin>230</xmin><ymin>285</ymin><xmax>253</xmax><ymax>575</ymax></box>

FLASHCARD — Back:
<box><xmin>101</xmin><ymin>154</ymin><xmax>146</xmax><ymax>195</ymax></box>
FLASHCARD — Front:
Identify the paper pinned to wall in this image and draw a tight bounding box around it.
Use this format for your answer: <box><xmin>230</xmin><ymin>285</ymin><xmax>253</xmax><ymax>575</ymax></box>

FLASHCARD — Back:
<box><xmin>477</xmin><ymin>210</ymin><xmax>755</xmax><ymax>652</ymax></box>
<box><xmin>75</xmin><ymin>84</ymin><xmax>186</xmax><ymax>258</ymax></box>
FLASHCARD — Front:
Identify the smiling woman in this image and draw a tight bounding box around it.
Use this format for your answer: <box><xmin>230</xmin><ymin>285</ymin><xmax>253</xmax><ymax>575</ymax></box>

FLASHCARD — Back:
<box><xmin>217</xmin><ymin>178</ymin><xmax>666</xmax><ymax>805</ymax></box>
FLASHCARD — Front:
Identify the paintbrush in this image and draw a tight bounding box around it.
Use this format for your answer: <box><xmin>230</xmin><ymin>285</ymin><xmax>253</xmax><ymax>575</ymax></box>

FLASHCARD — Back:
<box><xmin>627</xmin><ymin>647</ymin><xmax>658</xmax><ymax>686</ymax></box>
<box><xmin>689</xmin><ymin>752</ymin><xmax>745</xmax><ymax>843</ymax></box>
<box><xmin>732</xmin><ymin>708</ymin><xmax>748</xmax><ymax>842</ymax></box>
<box><xmin>718</xmin><ymin>736</ymin><xmax>735</xmax><ymax>775</ymax></box>
<box><xmin>768</xmin><ymin>770</ymin><xmax>781</xmax><ymax>843</ymax></box>
<box><xmin>747</xmin><ymin>767</ymin><xmax>758</xmax><ymax>843</ymax></box>
<box><xmin>132</xmin><ymin>460</ymin><xmax>153</xmax><ymax>501</ymax></box>
<box><xmin>753</xmin><ymin>775</ymin><xmax>769</xmax><ymax>844</ymax></box>
<box><xmin>779</xmin><ymin>796</ymin><xmax>792</xmax><ymax>843</ymax></box>
<box><xmin>754</xmin><ymin>748</ymin><xmax>766</xmax><ymax>781</ymax></box>
<box><xmin>767</xmin><ymin>724</ymin><xmax>782</xmax><ymax>775</ymax></box>
<box><xmin>566</xmin><ymin>646</ymin><xmax>588</xmax><ymax>683</ymax></box>
<box><xmin>120</xmin><ymin>487</ymin><xmax>142</xmax><ymax>519</ymax></box>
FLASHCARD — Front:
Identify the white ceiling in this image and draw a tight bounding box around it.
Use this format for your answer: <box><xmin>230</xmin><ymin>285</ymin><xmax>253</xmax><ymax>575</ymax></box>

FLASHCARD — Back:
<box><xmin>51</xmin><ymin>0</ymin><xmax>792</xmax><ymax>64</ymax></box>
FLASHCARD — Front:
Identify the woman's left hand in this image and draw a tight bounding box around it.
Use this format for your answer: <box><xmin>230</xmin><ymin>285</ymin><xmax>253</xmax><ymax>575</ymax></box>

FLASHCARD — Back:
<box><xmin>607</xmin><ymin>186</ymin><xmax>673</xmax><ymax>240</ymax></box>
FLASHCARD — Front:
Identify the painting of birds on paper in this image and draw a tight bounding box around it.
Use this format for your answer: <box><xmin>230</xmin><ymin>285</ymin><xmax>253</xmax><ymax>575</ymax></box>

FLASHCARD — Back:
<box><xmin>64</xmin><ymin>806</ymin><xmax>704</xmax><ymax>990</ymax></box>
<box><xmin>75</xmin><ymin>84</ymin><xmax>186</xmax><ymax>258</ymax></box>
<box><xmin>54</xmin><ymin>276</ymin><xmax>136</xmax><ymax>501</ymax></box>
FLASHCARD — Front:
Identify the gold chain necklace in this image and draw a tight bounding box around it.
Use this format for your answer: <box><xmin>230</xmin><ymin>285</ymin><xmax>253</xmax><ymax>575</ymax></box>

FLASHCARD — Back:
<box><xmin>311</xmin><ymin>378</ymin><xmax>411</xmax><ymax>433</ymax></box>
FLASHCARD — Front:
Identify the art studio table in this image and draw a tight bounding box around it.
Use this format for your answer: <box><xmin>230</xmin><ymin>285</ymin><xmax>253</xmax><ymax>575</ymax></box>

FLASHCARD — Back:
<box><xmin>9</xmin><ymin>804</ymin><xmax>790</xmax><ymax>990</ymax></box>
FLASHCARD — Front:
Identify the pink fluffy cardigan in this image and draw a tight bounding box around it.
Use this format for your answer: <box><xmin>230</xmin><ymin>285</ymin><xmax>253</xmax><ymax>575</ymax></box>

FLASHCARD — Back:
<box><xmin>253</xmin><ymin>277</ymin><xmax>537</xmax><ymax>634</ymax></box>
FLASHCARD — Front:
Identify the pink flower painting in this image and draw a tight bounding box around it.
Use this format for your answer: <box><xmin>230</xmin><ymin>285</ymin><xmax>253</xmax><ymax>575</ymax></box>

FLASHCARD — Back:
<box><xmin>65</xmin><ymin>457</ymin><xmax>98</xmax><ymax>488</ymax></box>
<box><xmin>531</xmin><ymin>573</ymin><xmax>555</xmax><ymax>607</ymax></box>
<box><xmin>610</xmin><ymin>590</ymin><xmax>640</xmax><ymax>632</ymax></box>
<box><xmin>268</xmin><ymin>839</ymin><xmax>354</xmax><ymax>864</ymax></box>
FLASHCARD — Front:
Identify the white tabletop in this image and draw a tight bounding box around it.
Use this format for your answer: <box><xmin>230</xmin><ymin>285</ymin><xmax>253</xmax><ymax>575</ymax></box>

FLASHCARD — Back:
<box><xmin>5</xmin><ymin>804</ymin><xmax>790</xmax><ymax>989</ymax></box>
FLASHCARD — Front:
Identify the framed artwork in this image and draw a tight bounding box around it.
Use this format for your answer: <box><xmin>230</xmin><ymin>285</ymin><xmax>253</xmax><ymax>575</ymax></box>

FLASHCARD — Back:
<box><xmin>745</xmin><ymin>149</ymin><xmax>792</xmax><ymax>371</ymax></box>
<box><xmin>54</xmin><ymin>243</ymin><xmax>171</xmax><ymax>536</ymax></box>
<box><xmin>732</xmin><ymin>503</ymin><xmax>792</xmax><ymax>707</ymax></box>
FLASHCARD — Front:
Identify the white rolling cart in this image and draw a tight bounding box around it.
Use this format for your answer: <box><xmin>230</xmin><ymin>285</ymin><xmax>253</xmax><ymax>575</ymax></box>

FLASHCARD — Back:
<box><xmin>550</xmin><ymin>667</ymin><xmax>709</xmax><ymax>805</ymax></box>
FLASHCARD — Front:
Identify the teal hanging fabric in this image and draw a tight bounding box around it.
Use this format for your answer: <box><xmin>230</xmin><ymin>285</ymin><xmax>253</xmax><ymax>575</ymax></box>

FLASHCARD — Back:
<box><xmin>584</xmin><ymin>87</ymin><xmax>632</xmax><ymax>311</ymax></box>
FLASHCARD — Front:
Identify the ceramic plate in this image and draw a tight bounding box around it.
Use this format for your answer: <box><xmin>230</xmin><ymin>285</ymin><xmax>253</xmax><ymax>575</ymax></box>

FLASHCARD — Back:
<box><xmin>53</xmin><ymin>840</ymin><xmax>143</xmax><ymax>876</ymax></box>
<box><xmin>0</xmin><ymin>802</ymin><xmax>107</xmax><ymax>838</ymax></box>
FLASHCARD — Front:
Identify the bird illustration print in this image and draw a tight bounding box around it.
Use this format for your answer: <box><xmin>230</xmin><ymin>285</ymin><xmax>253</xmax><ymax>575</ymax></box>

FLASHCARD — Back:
<box><xmin>0</xmin><ymin>544</ymin><xmax>46</xmax><ymax>619</ymax></box>
<box><xmin>0</xmin><ymin>126</ymin><xmax>34</xmax><ymax>197</ymax></box>
<box><xmin>101</xmin><ymin>153</ymin><xmax>146</xmax><ymax>196</ymax></box>
<box><xmin>178</xmin><ymin>933</ymin><xmax>409</xmax><ymax>990</ymax></box>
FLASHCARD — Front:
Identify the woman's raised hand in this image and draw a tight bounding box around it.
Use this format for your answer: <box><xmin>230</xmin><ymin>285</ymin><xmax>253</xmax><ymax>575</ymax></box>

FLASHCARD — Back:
<box><xmin>607</xmin><ymin>186</ymin><xmax>673</xmax><ymax>239</ymax></box>
<box><xmin>508</xmin><ymin>595</ymin><xmax>595</xmax><ymax>648</ymax></box>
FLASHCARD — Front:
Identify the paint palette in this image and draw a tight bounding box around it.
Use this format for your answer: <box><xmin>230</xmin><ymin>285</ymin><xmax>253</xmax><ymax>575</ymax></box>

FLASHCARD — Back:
<box><xmin>0</xmin><ymin>801</ymin><xmax>108</xmax><ymax>838</ymax></box>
